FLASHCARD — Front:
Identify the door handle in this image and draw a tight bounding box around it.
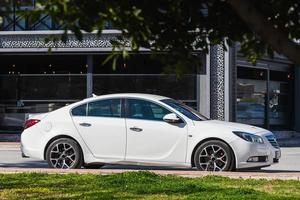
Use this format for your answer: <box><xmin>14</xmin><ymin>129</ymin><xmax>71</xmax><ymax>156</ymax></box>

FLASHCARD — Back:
<box><xmin>129</xmin><ymin>127</ymin><xmax>143</xmax><ymax>132</ymax></box>
<box><xmin>79</xmin><ymin>122</ymin><xmax>91</xmax><ymax>127</ymax></box>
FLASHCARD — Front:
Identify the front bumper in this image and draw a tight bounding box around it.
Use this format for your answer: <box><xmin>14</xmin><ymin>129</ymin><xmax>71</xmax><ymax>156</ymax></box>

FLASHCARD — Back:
<box><xmin>231</xmin><ymin>138</ymin><xmax>281</xmax><ymax>169</ymax></box>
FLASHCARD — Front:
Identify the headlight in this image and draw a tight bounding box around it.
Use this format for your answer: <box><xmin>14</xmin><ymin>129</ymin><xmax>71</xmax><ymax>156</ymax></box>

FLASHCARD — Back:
<box><xmin>233</xmin><ymin>131</ymin><xmax>264</xmax><ymax>144</ymax></box>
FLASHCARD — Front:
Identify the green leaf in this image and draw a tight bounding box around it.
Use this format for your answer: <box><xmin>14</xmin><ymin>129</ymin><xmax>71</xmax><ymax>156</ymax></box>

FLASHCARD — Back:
<box><xmin>112</xmin><ymin>57</ymin><xmax>117</xmax><ymax>71</ymax></box>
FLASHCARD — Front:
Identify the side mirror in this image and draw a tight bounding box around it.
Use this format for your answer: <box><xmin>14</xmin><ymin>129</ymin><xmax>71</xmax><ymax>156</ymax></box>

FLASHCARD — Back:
<box><xmin>163</xmin><ymin>113</ymin><xmax>181</xmax><ymax>123</ymax></box>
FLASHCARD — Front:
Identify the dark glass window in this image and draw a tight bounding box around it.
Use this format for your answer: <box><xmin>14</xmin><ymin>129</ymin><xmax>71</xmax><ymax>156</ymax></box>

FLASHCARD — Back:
<box><xmin>72</xmin><ymin>104</ymin><xmax>87</xmax><ymax>116</ymax></box>
<box><xmin>127</xmin><ymin>99</ymin><xmax>171</xmax><ymax>121</ymax></box>
<box><xmin>236</xmin><ymin>66</ymin><xmax>293</xmax><ymax>130</ymax></box>
<box><xmin>237</xmin><ymin>67</ymin><xmax>267</xmax><ymax>80</ymax></box>
<box><xmin>88</xmin><ymin>99</ymin><xmax>121</xmax><ymax>117</ymax></box>
<box><xmin>269</xmin><ymin>70</ymin><xmax>293</xmax><ymax>130</ymax></box>
<box><xmin>236</xmin><ymin>67</ymin><xmax>267</xmax><ymax>127</ymax></box>
<box><xmin>161</xmin><ymin>99</ymin><xmax>207</xmax><ymax>121</ymax></box>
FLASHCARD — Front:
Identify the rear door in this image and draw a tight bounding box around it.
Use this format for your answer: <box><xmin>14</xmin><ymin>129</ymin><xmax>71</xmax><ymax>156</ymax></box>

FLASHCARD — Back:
<box><xmin>72</xmin><ymin>98</ymin><xmax>126</xmax><ymax>160</ymax></box>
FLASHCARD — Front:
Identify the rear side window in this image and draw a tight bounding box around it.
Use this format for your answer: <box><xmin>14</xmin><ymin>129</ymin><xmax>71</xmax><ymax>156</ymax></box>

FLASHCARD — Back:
<box><xmin>72</xmin><ymin>104</ymin><xmax>87</xmax><ymax>116</ymax></box>
<box><xmin>88</xmin><ymin>99</ymin><xmax>121</xmax><ymax>118</ymax></box>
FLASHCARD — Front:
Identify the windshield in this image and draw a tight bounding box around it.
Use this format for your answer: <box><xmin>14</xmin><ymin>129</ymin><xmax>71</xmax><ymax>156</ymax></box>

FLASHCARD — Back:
<box><xmin>161</xmin><ymin>99</ymin><xmax>209</xmax><ymax>121</ymax></box>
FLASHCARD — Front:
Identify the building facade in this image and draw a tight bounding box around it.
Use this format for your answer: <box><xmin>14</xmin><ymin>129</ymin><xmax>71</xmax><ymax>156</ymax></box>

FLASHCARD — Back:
<box><xmin>0</xmin><ymin>1</ymin><xmax>298</xmax><ymax>140</ymax></box>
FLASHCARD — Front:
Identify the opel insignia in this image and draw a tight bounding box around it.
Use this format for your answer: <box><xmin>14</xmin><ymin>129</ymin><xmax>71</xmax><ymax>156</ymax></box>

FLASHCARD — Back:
<box><xmin>21</xmin><ymin>93</ymin><xmax>281</xmax><ymax>171</ymax></box>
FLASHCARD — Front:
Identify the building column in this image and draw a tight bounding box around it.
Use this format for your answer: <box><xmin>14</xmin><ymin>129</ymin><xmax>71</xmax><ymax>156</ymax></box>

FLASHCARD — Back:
<box><xmin>210</xmin><ymin>45</ymin><xmax>225</xmax><ymax>120</ymax></box>
<box><xmin>86</xmin><ymin>55</ymin><xmax>93</xmax><ymax>98</ymax></box>
<box><xmin>198</xmin><ymin>53</ymin><xmax>210</xmax><ymax>118</ymax></box>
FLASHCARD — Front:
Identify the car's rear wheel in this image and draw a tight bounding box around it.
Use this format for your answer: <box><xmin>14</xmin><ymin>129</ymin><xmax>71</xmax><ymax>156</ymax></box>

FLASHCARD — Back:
<box><xmin>194</xmin><ymin>140</ymin><xmax>234</xmax><ymax>171</ymax></box>
<box><xmin>46</xmin><ymin>138</ymin><xmax>83</xmax><ymax>169</ymax></box>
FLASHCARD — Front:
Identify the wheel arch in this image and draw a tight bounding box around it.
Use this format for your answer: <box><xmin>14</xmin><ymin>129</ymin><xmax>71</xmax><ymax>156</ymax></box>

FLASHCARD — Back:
<box><xmin>43</xmin><ymin>135</ymin><xmax>84</xmax><ymax>162</ymax></box>
<box><xmin>190</xmin><ymin>137</ymin><xmax>236</xmax><ymax>170</ymax></box>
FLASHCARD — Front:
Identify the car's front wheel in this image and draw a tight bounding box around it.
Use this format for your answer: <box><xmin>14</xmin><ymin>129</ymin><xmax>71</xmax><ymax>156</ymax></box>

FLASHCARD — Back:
<box><xmin>194</xmin><ymin>140</ymin><xmax>234</xmax><ymax>171</ymax></box>
<box><xmin>46</xmin><ymin>138</ymin><xmax>83</xmax><ymax>169</ymax></box>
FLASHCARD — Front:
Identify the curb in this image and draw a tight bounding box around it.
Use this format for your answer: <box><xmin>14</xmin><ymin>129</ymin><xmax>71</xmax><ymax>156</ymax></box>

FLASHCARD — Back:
<box><xmin>0</xmin><ymin>168</ymin><xmax>300</xmax><ymax>180</ymax></box>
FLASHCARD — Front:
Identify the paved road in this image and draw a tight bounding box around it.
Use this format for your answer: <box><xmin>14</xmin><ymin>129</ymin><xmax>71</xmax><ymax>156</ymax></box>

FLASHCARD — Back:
<box><xmin>0</xmin><ymin>147</ymin><xmax>300</xmax><ymax>172</ymax></box>
<box><xmin>261</xmin><ymin>147</ymin><xmax>300</xmax><ymax>172</ymax></box>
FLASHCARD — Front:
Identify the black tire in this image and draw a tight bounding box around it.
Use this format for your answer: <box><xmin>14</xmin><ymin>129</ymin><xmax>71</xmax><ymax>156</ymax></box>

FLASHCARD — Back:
<box><xmin>194</xmin><ymin>140</ymin><xmax>234</xmax><ymax>171</ymax></box>
<box><xmin>46</xmin><ymin>138</ymin><xmax>83</xmax><ymax>169</ymax></box>
<box><xmin>84</xmin><ymin>164</ymin><xmax>105</xmax><ymax>169</ymax></box>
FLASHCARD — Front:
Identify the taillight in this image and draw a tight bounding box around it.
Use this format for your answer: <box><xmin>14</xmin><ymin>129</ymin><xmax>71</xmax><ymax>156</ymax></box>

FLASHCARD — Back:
<box><xmin>24</xmin><ymin>119</ymin><xmax>40</xmax><ymax>130</ymax></box>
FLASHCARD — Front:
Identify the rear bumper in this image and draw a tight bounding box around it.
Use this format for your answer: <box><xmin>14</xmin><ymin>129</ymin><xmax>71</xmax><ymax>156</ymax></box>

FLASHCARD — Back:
<box><xmin>20</xmin><ymin>130</ymin><xmax>45</xmax><ymax>160</ymax></box>
<box><xmin>21</xmin><ymin>143</ymin><xmax>43</xmax><ymax>159</ymax></box>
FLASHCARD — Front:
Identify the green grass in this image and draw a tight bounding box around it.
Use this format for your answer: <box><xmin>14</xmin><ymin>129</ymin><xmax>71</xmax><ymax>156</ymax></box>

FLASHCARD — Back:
<box><xmin>0</xmin><ymin>171</ymin><xmax>300</xmax><ymax>199</ymax></box>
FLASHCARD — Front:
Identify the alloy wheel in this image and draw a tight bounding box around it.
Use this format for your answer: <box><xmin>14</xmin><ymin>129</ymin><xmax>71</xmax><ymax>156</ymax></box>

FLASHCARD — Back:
<box><xmin>198</xmin><ymin>144</ymin><xmax>228</xmax><ymax>171</ymax></box>
<box><xmin>49</xmin><ymin>143</ymin><xmax>76</xmax><ymax>169</ymax></box>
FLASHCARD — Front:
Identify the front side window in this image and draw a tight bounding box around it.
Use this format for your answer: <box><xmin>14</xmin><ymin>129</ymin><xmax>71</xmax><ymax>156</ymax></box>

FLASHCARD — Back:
<box><xmin>72</xmin><ymin>104</ymin><xmax>87</xmax><ymax>116</ymax></box>
<box><xmin>88</xmin><ymin>99</ymin><xmax>121</xmax><ymax>118</ymax></box>
<box><xmin>127</xmin><ymin>99</ymin><xmax>171</xmax><ymax>121</ymax></box>
<box><xmin>161</xmin><ymin>99</ymin><xmax>208</xmax><ymax>121</ymax></box>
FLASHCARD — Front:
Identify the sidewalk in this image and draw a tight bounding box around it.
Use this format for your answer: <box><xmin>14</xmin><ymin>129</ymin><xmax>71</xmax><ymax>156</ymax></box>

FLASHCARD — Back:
<box><xmin>0</xmin><ymin>142</ymin><xmax>20</xmax><ymax>151</ymax></box>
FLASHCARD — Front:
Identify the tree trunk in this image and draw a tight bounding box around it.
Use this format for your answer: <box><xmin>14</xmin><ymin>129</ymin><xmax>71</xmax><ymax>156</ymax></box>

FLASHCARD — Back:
<box><xmin>228</xmin><ymin>0</ymin><xmax>300</xmax><ymax>65</ymax></box>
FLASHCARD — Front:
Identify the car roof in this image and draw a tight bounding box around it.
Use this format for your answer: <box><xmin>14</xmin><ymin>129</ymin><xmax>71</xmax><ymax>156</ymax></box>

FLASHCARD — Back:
<box><xmin>84</xmin><ymin>93</ymin><xmax>170</xmax><ymax>102</ymax></box>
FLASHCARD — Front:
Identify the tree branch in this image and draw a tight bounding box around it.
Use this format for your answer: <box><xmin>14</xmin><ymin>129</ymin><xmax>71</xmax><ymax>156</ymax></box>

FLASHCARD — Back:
<box><xmin>228</xmin><ymin>0</ymin><xmax>300</xmax><ymax>65</ymax></box>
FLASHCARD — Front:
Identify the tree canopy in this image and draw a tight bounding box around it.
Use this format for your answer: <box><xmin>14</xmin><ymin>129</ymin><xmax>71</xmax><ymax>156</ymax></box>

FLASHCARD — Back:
<box><xmin>1</xmin><ymin>0</ymin><xmax>300</xmax><ymax>70</ymax></box>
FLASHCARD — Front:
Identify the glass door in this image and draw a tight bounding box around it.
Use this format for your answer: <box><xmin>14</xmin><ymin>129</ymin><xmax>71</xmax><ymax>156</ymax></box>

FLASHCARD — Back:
<box><xmin>269</xmin><ymin>70</ymin><xmax>293</xmax><ymax>130</ymax></box>
<box><xmin>236</xmin><ymin>67</ymin><xmax>267</xmax><ymax>128</ymax></box>
<box><xmin>236</xmin><ymin>66</ymin><xmax>293</xmax><ymax>130</ymax></box>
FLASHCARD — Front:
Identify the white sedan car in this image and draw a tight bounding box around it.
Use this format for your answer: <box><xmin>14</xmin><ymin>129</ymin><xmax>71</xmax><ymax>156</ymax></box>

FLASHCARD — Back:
<box><xmin>21</xmin><ymin>93</ymin><xmax>281</xmax><ymax>171</ymax></box>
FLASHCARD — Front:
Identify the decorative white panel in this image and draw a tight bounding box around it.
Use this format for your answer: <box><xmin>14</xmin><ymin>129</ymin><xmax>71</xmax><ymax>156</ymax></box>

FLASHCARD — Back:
<box><xmin>210</xmin><ymin>45</ymin><xmax>225</xmax><ymax>120</ymax></box>
<box><xmin>0</xmin><ymin>32</ymin><xmax>130</xmax><ymax>49</ymax></box>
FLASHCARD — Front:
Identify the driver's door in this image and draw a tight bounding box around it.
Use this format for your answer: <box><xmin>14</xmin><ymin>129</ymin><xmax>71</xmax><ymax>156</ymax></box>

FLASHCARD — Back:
<box><xmin>125</xmin><ymin>98</ymin><xmax>188</xmax><ymax>164</ymax></box>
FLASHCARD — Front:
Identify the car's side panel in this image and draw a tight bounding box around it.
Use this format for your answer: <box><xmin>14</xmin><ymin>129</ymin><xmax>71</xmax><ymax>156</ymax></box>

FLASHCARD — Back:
<box><xmin>72</xmin><ymin>116</ymin><xmax>126</xmax><ymax>160</ymax></box>
<box><xmin>125</xmin><ymin>118</ymin><xmax>188</xmax><ymax>163</ymax></box>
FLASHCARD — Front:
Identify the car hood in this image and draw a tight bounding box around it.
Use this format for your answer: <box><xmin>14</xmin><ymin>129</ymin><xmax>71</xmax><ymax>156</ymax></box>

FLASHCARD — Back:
<box><xmin>195</xmin><ymin>120</ymin><xmax>269</xmax><ymax>136</ymax></box>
